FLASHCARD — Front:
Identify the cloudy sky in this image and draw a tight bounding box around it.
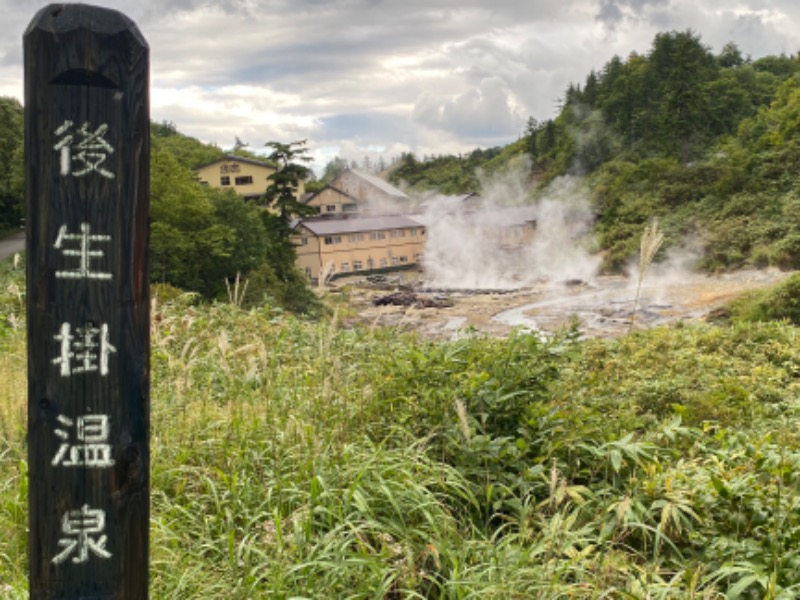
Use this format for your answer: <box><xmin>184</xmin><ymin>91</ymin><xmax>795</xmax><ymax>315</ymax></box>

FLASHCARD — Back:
<box><xmin>3</xmin><ymin>1</ymin><xmax>800</xmax><ymax>172</ymax></box>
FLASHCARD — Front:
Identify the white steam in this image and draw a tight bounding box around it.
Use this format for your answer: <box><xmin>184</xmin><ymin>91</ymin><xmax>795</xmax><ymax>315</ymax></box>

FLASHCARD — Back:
<box><xmin>416</xmin><ymin>164</ymin><xmax>600</xmax><ymax>289</ymax></box>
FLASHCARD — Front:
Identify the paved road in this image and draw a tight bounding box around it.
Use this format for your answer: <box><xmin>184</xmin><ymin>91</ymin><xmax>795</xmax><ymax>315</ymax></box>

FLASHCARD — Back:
<box><xmin>0</xmin><ymin>231</ymin><xmax>25</xmax><ymax>262</ymax></box>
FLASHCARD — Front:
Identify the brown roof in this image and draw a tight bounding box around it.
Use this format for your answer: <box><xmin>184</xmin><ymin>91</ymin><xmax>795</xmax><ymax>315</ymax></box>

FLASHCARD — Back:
<box><xmin>195</xmin><ymin>154</ymin><xmax>277</xmax><ymax>170</ymax></box>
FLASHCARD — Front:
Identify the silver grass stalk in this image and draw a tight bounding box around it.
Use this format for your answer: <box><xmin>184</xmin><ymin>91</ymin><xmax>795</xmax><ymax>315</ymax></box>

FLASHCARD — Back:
<box><xmin>629</xmin><ymin>219</ymin><xmax>664</xmax><ymax>333</ymax></box>
<box><xmin>226</xmin><ymin>271</ymin><xmax>249</xmax><ymax>307</ymax></box>
<box><xmin>454</xmin><ymin>399</ymin><xmax>471</xmax><ymax>443</ymax></box>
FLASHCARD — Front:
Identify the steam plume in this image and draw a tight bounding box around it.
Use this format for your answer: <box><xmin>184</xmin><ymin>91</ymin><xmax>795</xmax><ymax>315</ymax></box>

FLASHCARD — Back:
<box><xmin>417</xmin><ymin>165</ymin><xmax>600</xmax><ymax>289</ymax></box>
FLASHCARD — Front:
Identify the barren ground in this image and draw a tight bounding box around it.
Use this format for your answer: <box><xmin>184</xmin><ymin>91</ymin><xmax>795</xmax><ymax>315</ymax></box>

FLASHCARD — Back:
<box><xmin>332</xmin><ymin>268</ymin><xmax>793</xmax><ymax>339</ymax></box>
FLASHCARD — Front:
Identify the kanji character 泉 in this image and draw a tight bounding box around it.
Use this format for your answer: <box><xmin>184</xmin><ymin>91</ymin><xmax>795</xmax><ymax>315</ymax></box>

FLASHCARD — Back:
<box><xmin>52</xmin><ymin>504</ymin><xmax>112</xmax><ymax>564</ymax></box>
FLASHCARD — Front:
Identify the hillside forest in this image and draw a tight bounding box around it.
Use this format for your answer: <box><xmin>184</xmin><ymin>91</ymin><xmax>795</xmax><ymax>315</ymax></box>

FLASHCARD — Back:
<box><xmin>5</xmin><ymin>29</ymin><xmax>800</xmax><ymax>598</ymax></box>
<box><xmin>2</xmin><ymin>31</ymin><xmax>800</xmax><ymax>305</ymax></box>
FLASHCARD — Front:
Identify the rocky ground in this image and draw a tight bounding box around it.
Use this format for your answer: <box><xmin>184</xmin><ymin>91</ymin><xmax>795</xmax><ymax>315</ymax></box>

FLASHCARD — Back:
<box><xmin>329</xmin><ymin>268</ymin><xmax>793</xmax><ymax>339</ymax></box>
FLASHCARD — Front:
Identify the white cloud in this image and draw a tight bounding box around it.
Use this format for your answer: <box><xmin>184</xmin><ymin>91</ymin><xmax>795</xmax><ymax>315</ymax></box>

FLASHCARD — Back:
<box><xmin>3</xmin><ymin>0</ymin><xmax>800</xmax><ymax>173</ymax></box>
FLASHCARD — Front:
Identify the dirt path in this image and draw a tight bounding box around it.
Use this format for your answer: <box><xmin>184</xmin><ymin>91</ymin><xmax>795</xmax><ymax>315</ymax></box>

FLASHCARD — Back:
<box><xmin>0</xmin><ymin>231</ymin><xmax>24</xmax><ymax>262</ymax></box>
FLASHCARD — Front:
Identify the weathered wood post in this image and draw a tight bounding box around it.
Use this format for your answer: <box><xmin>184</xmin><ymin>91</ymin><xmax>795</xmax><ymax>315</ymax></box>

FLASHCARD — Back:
<box><xmin>24</xmin><ymin>4</ymin><xmax>149</xmax><ymax>598</ymax></box>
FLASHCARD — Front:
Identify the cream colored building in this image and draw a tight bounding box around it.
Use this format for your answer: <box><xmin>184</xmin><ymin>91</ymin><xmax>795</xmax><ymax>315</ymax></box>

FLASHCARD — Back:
<box><xmin>195</xmin><ymin>154</ymin><xmax>305</xmax><ymax>201</ymax></box>
<box><xmin>198</xmin><ymin>160</ymin><xmax>424</xmax><ymax>280</ymax></box>
<box><xmin>305</xmin><ymin>168</ymin><xmax>411</xmax><ymax>216</ymax></box>
<box><xmin>293</xmin><ymin>215</ymin><xmax>426</xmax><ymax>282</ymax></box>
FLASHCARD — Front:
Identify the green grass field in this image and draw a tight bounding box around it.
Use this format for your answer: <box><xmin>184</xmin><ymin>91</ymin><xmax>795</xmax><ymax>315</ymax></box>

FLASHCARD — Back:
<box><xmin>2</xmin><ymin>256</ymin><xmax>800</xmax><ymax>598</ymax></box>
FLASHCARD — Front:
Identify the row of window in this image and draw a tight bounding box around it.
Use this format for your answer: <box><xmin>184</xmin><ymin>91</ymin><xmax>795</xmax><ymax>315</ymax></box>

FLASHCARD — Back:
<box><xmin>303</xmin><ymin>254</ymin><xmax>423</xmax><ymax>279</ymax></box>
<box><xmin>324</xmin><ymin>203</ymin><xmax>358</xmax><ymax>213</ymax></box>
<box><xmin>321</xmin><ymin>228</ymin><xmax>424</xmax><ymax>245</ymax></box>
<box><xmin>220</xmin><ymin>175</ymin><xmax>254</xmax><ymax>186</ymax></box>
<box><xmin>341</xmin><ymin>256</ymin><xmax>412</xmax><ymax>271</ymax></box>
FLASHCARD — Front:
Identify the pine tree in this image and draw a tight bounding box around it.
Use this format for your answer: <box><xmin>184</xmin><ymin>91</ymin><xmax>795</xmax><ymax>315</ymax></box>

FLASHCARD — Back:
<box><xmin>260</xmin><ymin>139</ymin><xmax>320</xmax><ymax>313</ymax></box>
<box><xmin>262</xmin><ymin>139</ymin><xmax>317</xmax><ymax>223</ymax></box>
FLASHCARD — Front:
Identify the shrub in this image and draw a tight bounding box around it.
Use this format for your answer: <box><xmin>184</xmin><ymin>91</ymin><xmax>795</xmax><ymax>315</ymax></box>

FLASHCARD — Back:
<box><xmin>729</xmin><ymin>272</ymin><xmax>800</xmax><ymax>324</ymax></box>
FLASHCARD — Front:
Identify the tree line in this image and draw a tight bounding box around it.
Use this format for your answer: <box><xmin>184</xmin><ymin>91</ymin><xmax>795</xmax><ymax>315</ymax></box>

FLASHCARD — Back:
<box><xmin>149</xmin><ymin>128</ymin><xmax>319</xmax><ymax>312</ymax></box>
<box><xmin>5</xmin><ymin>29</ymin><xmax>800</xmax><ymax>287</ymax></box>
<box><xmin>0</xmin><ymin>97</ymin><xmax>23</xmax><ymax>232</ymax></box>
<box><xmin>0</xmin><ymin>105</ymin><xmax>319</xmax><ymax>313</ymax></box>
<box><xmin>384</xmin><ymin>31</ymin><xmax>800</xmax><ymax>273</ymax></box>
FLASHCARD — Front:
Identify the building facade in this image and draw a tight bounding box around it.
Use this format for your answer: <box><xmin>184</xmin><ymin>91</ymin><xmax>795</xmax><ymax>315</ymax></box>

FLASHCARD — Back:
<box><xmin>293</xmin><ymin>215</ymin><xmax>426</xmax><ymax>282</ymax></box>
<box><xmin>195</xmin><ymin>154</ymin><xmax>305</xmax><ymax>201</ymax></box>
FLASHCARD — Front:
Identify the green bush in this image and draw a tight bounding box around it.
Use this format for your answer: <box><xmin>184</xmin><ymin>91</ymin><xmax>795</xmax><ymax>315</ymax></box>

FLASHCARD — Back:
<box><xmin>729</xmin><ymin>272</ymin><xmax>800</xmax><ymax>324</ymax></box>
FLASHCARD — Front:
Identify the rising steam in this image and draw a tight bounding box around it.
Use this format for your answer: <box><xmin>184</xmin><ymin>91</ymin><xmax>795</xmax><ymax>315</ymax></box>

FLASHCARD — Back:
<box><xmin>416</xmin><ymin>164</ymin><xmax>600</xmax><ymax>289</ymax></box>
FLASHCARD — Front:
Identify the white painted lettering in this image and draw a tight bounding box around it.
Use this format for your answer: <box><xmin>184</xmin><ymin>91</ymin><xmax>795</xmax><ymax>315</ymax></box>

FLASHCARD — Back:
<box><xmin>52</xmin><ymin>322</ymin><xmax>116</xmax><ymax>377</ymax></box>
<box><xmin>52</xmin><ymin>504</ymin><xmax>112</xmax><ymax>565</ymax></box>
<box><xmin>52</xmin><ymin>414</ymin><xmax>114</xmax><ymax>468</ymax></box>
<box><xmin>54</xmin><ymin>223</ymin><xmax>112</xmax><ymax>280</ymax></box>
<box><xmin>53</xmin><ymin>120</ymin><xmax>115</xmax><ymax>179</ymax></box>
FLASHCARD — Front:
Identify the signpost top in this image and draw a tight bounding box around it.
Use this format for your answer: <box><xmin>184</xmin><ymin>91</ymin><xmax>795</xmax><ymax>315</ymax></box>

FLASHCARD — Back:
<box><xmin>26</xmin><ymin>3</ymin><xmax>147</xmax><ymax>40</ymax></box>
<box><xmin>25</xmin><ymin>3</ymin><xmax>148</xmax><ymax>90</ymax></box>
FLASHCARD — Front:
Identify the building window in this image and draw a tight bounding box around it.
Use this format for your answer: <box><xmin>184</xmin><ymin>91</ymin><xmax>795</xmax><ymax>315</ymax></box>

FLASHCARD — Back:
<box><xmin>348</xmin><ymin>233</ymin><xmax>364</xmax><ymax>243</ymax></box>
<box><xmin>353</xmin><ymin>260</ymin><xmax>363</xmax><ymax>271</ymax></box>
<box><xmin>391</xmin><ymin>257</ymin><xmax>399</xmax><ymax>265</ymax></box>
<box><xmin>220</xmin><ymin>176</ymin><xmax>230</xmax><ymax>186</ymax></box>
<box><xmin>370</xmin><ymin>231</ymin><xmax>386</xmax><ymax>240</ymax></box>
<box><xmin>341</xmin><ymin>262</ymin><xmax>350</xmax><ymax>272</ymax></box>
<box><xmin>399</xmin><ymin>256</ymin><xmax>408</xmax><ymax>263</ymax></box>
<box><xmin>326</xmin><ymin>205</ymin><xmax>337</xmax><ymax>212</ymax></box>
<box><xmin>391</xmin><ymin>230</ymin><xmax>405</xmax><ymax>238</ymax></box>
<box><xmin>324</xmin><ymin>235</ymin><xmax>342</xmax><ymax>245</ymax></box>
<box><xmin>304</xmin><ymin>267</ymin><xmax>312</xmax><ymax>279</ymax></box>
<box><xmin>410</xmin><ymin>228</ymin><xmax>417</xmax><ymax>236</ymax></box>
<box><xmin>343</xmin><ymin>204</ymin><xmax>358</xmax><ymax>213</ymax></box>
<box><xmin>380</xmin><ymin>258</ymin><xmax>388</xmax><ymax>267</ymax></box>
<box><xmin>235</xmin><ymin>175</ymin><xmax>253</xmax><ymax>185</ymax></box>
<box><xmin>298</xmin><ymin>237</ymin><xmax>308</xmax><ymax>246</ymax></box>
<box><xmin>367</xmin><ymin>258</ymin><xmax>375</xmax><ymax>269</ymax></box>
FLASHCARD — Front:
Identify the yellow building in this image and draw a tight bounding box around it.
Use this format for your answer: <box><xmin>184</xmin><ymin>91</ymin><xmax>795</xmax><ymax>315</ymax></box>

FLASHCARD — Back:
<box><xmin>305</xmin><ymin>168</ymin><xmax>411</xmax><ymax>216</ymax></box>
<box><xmin>293</xmin><ymin>215</ymin><xmax>426</xmax><ymax>282</ymax></box>
<box><xmin>195</xmin><ymin>154</ymin><xmax>305</xmax><ymax>201</ymax></box>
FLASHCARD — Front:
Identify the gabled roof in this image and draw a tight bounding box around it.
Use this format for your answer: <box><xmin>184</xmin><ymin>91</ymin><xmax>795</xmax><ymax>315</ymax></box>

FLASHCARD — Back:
<box><xmin>348</xmin><ymin>169</ymin><xmax>409</xmax><ymax>200</ymax></box>
<box><xmin>303</xmin><ymin>183</ymin><xmax>361</xmax><ymax>205</ymax></box>
<box><xmin>195</xmin><ymin>154</ymin><xmax>277</xmax><ymax>170</ymax></box>
<box><xmin>304</xmin><ymin>168</ymin><xmax>409</xmax><ymax>205</ymax></box>
<box><xmin>294</xmin><ymin>215</ymin><xmax>423</xmax><ymax>236</ymax></box>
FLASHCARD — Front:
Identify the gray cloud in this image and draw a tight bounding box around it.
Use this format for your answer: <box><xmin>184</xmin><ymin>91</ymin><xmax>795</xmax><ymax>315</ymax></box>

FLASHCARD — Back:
<box><xmin>595</xmin><ymin>0</ymin><xmax>670</xmax><ymax>27</ymax></box>
<box><xmin>3</xmin><ymin>0</ymin><xmax>800</xmax><ymax>172</ymax></box>
<box><xmin>413</xmin><ymin>77</ymin><xmax>525</xmax><ymax>140</ymax></box>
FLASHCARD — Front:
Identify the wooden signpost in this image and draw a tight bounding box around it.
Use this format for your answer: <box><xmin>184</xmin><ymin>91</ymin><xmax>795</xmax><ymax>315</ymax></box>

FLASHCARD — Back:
<box><xmin>24</xmin><ymin>4</ymin><xmax>150</xmax><ymax>598</ymax></box>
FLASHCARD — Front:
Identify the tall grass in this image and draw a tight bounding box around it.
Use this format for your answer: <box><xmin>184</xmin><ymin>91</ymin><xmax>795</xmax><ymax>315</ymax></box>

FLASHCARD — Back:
<box><xmin>630</xmin><ymin>219</ymin><xmax>664</xmax><ymax>333</ymax></box>
<box><xmin>2</xmin><ymin>256</ymin><xmax>800</xmax><ymax>597</ymax></box>
<box><xmin>0</xmin><ymin>255</ymin><xmax>27</xmax><ymax>598</ymax></box>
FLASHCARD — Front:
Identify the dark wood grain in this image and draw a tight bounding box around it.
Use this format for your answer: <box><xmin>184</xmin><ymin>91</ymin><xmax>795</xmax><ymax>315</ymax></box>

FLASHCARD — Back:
<box><xmin>24</xmin><ymin>4</ymin><xmax>150</xmax><ymax>598</ymax></box>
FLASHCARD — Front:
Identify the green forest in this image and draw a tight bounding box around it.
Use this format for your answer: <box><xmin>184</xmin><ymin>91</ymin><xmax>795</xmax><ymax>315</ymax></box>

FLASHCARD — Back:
<box><xmin>3</xmin><ymin>31</ymin><xmax>800</xmax><ymax>304</ymax></box>
<box><xmin>4</xmin><ymin>29</ymin><xmax>800</xmax><ymax>598</ymax></box>
<box><xmin>388</xmin><ymin>31</ymin><xmax>800</xmax><ymax>274</ymax></box>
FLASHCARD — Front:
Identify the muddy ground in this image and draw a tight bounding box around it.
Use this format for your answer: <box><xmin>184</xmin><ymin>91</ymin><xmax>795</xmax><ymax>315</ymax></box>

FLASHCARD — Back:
<box><xmin>330</xmin><ymin>268</ymin><xmax>793</xmax><ymax>339</ymax></box>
